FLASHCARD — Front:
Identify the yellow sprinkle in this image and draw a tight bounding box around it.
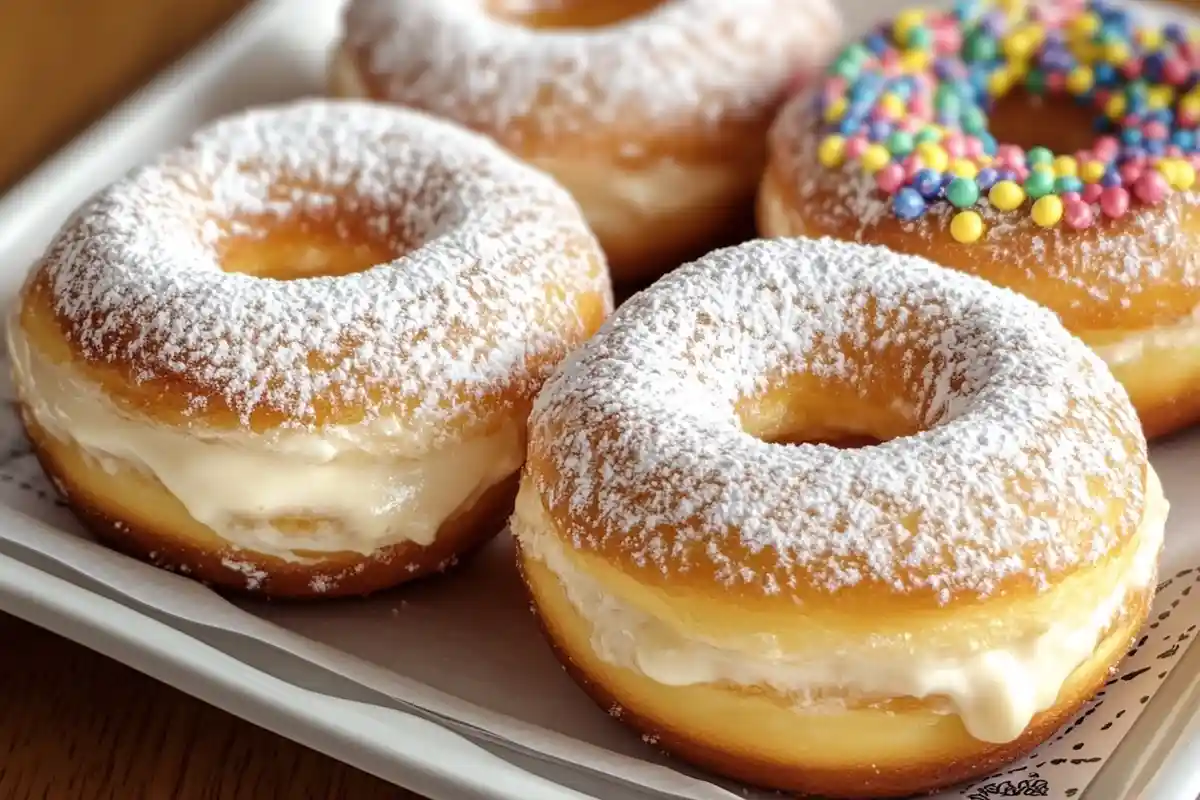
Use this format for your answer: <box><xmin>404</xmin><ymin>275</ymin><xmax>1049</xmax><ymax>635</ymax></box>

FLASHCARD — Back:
<box><xmin>917</xmin><ymin>142</ymin><xmax>949</xmax><ymax>172</ymax></box>
<box><xmin>1071</xmin><ymin>13</ymin><xmax>1101</xmax><ymax>42</ymax></box>
<box><xmin>823</xmin><ymin>97</ymin><xmax>847</xmax><ymax>122</ymax></box>
<box><xmin>1140</xmin><ymin>27</ymin><xmax>1164</xmax><ymax>51</ymax></box>
<box><xmin>1004</xmin><ymin>30</ymin><xmax>1037</xmax><ymax>62</ymax></box>
<box><xmin>989</xmin><ymin>180</ymin><xmax>1026</xmax><ymax>211</ymax></box>
<box><xmin>950</xmin><ymin>211</ymin><xmax>985</xmax><ymax>244</ymax></box>
<box><xmin>1066</xmin><ymin>65</ymin><xmax>1094</xmax><ymax>95</ymax></box>
<box><xmin>951</xmin><ymin>158</ymin><xmax>979</xmax><ymax>178</ymax></box>
<box><xmin>1081</xmin><ymin>160</ymin><xmax>1107</xmax><ymax>184</ymax></box>
<box><xmin>1008</xmin><ymin>58</ymin><xmax>1031</xmax><ymax>81</ymax></box>
<box><xmin>1073</xmin><ymin>41</ymin><xmax>1101</xmax><ymax>65</ymax></box>
<box><xmin>879</xmin><ymin>93</ymin><xmax>906</xmax><ymax>118</ymax></box>
<box><xmin>988</xmin><ymin>68</ymin><xmax>1014</xmax><ymax>97</ymax></box>
<box><xmin>901</xmin><ymin>50</ymin><xmax>932</xmax><ymax>73</ymax></box>
<box><xmin>893</xmin><ymin>9</ymin><xmax>926</xmax><ymax>43</ymax></box>
<box><xmin>1157</xmin><ymin>159</ymin><xmax>1180</xmax><ymax>183</ymax></box>
<box><xmin>1181</xmin><ymin>92</ymin><xmax>1200</xmax><ymax>119</ymax></box>
<box><xmin>860</xmin><ymin>144</ymin><xmax>892</xmax><ymax>174</ymax></box>
<box><xmin>818</xmin><ymin>136</ymin><xmax>846</xmax><ymax>168</ymax></box>
<box><xmin>1052</xmin><ymin>156</ymin><xmax>1078</xmax><ymax>178</ymax></box>
<box><xmin>1031</xmin><ymin>195</ymin><xmax>1064</xmax><ymax>228</ymax></box>
<box><xmin>1105</xmin><ymin>94</ymin><xmax>1127</xmax><ymax>120</ymax></box>
<box><xmin>977</xmin><ymin>154</ymin><xmax>994</xmax><ymax>166</ymax></box>
<box><xmin>1105</xmin><ymin>41</ymin><xmax>1131</xmax><ymax>66</ymax></box>
<box><xmin>1172</xmin><ymin>162</ymin><xmax>1197</xmax><ymax>191</ymax></box>
<box><xmin>1148</xmin><ymin>86</ymin><xmax>1175</xmax><ymax>111</ymax></box>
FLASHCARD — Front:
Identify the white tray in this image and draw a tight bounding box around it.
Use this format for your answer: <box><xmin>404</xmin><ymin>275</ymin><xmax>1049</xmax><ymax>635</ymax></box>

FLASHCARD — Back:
<box><xmin>2</xmin><ymin>1</ymin><xmax>1200</xmax><ymax>799</ymax></box>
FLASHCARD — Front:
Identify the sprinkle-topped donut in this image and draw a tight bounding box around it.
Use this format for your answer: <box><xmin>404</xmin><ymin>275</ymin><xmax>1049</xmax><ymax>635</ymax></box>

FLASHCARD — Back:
<box><xmin>813</xmin><ymin>0</ymin><xmax>1198</xmax><ymax>237</ymax></box>
<box><xmin>760</xmin><ymin>0</ymin><xmax>1200</xmax><ymax>440</ymax></box>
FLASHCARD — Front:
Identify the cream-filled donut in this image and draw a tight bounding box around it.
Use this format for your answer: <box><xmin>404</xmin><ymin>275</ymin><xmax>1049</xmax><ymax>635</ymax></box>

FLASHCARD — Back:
<box><xmin>514</xmin><ymin>237</ymin><xmax>1164</xmax><ymax>797</ymax></box>
<box><xmin>10</xmin><ymin>99</ymin><xmax>611</xmax><ymax>598</ymax></box>
<box><xmin>331</xmin><ymin>0</ymin><xmax>841</xmax><ymax>284</ymax></box>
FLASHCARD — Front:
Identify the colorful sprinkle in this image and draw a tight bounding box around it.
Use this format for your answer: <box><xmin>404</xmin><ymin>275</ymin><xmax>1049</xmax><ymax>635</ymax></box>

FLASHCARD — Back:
<box><xmin>1031</xmin><ymin>194</ymin><xmax>1065</xmax><ymax>227</ymax></box>
<box><xmin>951</xmin><ymin>210</ymin><xmax>986</xmax><ymax>242</ymax></box>
<box><xmin>1100</xmin><ymin>185</ymin><xmax>1131</xmax><ymax>218</ymax></box>
<box><xmin>893</xmin><ymin>187</ymin><xmax>928</xmax><ymax>219</ymax></box>
<box><xmin>819</xmin><ymin>135</ymin><xmax>847</xmax><ymax>167</ymax></box>
<box><xmin>989</xmin><ymin>179</ymin><xmax>1026</xmax><ymax>210</ymax></box>
<box><xmin>947</xmin><ymin>176</ymin><xmax>982</xmax><ymax>207</ymax></box>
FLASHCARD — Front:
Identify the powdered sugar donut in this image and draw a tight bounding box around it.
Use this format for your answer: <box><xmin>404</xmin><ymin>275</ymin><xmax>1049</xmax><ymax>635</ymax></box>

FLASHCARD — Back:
<box><xmin>9</xmin><ymin>99</ymin><xmax>611</xmax><ymax>598</ymax></box>
<box><xmin>513</xmin><ymin>237</ymin><xmax>1165</xmax><ymax>797</ymax></box>
<box><xmin>331</xmin><ymin>0</ymin><xmax>841</xmax><ymax>283</ymax></box>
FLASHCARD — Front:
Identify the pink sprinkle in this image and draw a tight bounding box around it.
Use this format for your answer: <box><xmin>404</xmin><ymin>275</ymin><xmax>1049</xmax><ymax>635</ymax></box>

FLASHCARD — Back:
<box><xmin>1046</xmin><ymin>73</ymin><xmax>1066</xmax><ymax>93</ymax></box>
<box><xmin>909</xmin><ymin>98</ymin><xmax>932</xmax><ymax>119</ymax></box>
<box><xmin>943</xmin><ymin>133</ymin><xmax>966</xmax><ymax>159</ymax></box>
<box><xmin>1011</xmin><ymin>164</ymin><xmax>1030</xmax><ymax>182</ymax></box>
<box><xmin>844</xmin><ymin>135</ymin><xmax>869</xmax><ymax>160</ymax></box>
<box><xmin>876</xmin><ymin>163</ymin><xmax>906</xmax><ymax>193</ymax></box>
<box><xmin>1094</xmin><ymin>136</ymin><xmax>1120</xmax><ymax>160</ymax></box>
<box><xmin>964</xmin><ymin>136</ymin><xmax>984</xmax><ymax>158</ymax></box>
<box><xmin>881</xmin><ymin>51</ymin><xmax>900</xmax><ymax>69</ymax></box>
<box><xmin>1164</xmin><ymin>58</ymin><xmax>1190</xmax><ymax>86</ymax></box>
<box><xmin>1190</xmin><ymin>154</ymin><xmax>1200</xmax><ymax>172</ymax></box>
<box><xmin>902</xmin><ymin>154</ymin><xmax>925</xmax><ymax>180</ymax></box>
<box><xmin>1133</xmin><ymin>171</ymin><xmax>1169</xmax><ymax>204</ymax></box>
<box><xmin>1100</xmin><ymin>186</ymin><xmax>1131</xmax><ymax>218</ymax></box>
<box><xmin>1075</xmin><ymin>149</ymin><xmax>1094</xmax><ymax>163</ymax></box>
<box><xmin>1061</xmin><ymin>191</ymin><xmax>1082</xmax><ymax>204</ymax></box>
<box><xmin>1065</xmin><ymin>200</ymin><xmax>1094</xmax><ymax>230</ymax></box>
<box><xmin>1168</xmin><ymin>145</ymin><xmax>1185</xmax><ymax>157</ymax></box>
<box><xmin>1122</xmin><ymin>114</ymin><xmax>1143</xmax><ymax>129</ymax></box>
<box><xmin>1120</xmin><ymin>163</ymin><xmax>1144</xmax><ymax>185</ymax></box>
<box><xmin>1093</xmin><ymin>89</ymin><xmax>1112</xmax><ymax>110</ymax></box>
<box><xmin>1082</xmin><ymin>183</ymin><xmax>1104</xmax><ymax>203</ymax></box>
<box><xmin>997</xmin><ymin>144</ymin><xmax>1026</xmax><ymax>168</ymax></box>
<box><xmin>1143</xmin><ymin>121</ymin><xmax>1169</xmax><ymax>141</ymax></box>
<box><xmin>934</xmin><ymin>23</ymin><xmax>962</xmax><ymax>55</ymax></box>
<box><xmin>1122</xmin><ymin>58</ymin><xmax>1143</xmax><ymax>80</ymax></box>
<box><xmin>899</xmin><ymin>117</ymin><xmax>922</xmax><ymax>133</ymax></box>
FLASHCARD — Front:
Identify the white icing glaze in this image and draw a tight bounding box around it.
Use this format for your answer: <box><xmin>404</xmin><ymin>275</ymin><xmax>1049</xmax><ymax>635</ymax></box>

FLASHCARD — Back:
<box><xmin>338</xmin><ymin>0</ymin><xmax>840</xmax><ymax>146</ymax></box>
<box><xmin>515</xmin><ymin>466</ymin><xmax>1168</xmax><ymax>744</ymax></box>
<box><xmin>528</xmin><ymin>237</ymin><xmax>1147</xmax><ymax>601</ymax></box>
<box><xmin>9</xmin><ymin>315</ymin><xmax>523</xmax><ymax>559</ymax></box>
<box><xmin>32</xmin><ymin>99</ymin><xmax>611</xmax><ymax>434</ymax></box>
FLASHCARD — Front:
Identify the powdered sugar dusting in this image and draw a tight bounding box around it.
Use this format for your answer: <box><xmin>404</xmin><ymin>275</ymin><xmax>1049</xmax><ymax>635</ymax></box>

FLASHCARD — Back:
<box><xmin>340</xmin><ymin>0</ymin><xmax>840</xmax><ymax>146</ymax></box>
<box><xmin>529</xmin><ymin>237</ymin><xmax>1147</xmax><ymax>602</ymax></box>
<box><xmin>34</xmin><ymin>100</ymin><xmax>610</xmax><ymax>435</ymax></box>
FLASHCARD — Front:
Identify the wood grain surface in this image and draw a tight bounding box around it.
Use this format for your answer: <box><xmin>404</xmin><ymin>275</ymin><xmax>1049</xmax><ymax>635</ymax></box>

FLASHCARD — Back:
<box><xmin>0</xmin><ymin>0</ymin><xmax>412</xmax><ymax>796</ymax></box>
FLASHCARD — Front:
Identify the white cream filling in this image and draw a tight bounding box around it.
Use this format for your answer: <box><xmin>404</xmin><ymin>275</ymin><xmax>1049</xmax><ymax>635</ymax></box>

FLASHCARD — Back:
<box><xmin>1091</xmin><ymin>307</ymin><xmax>1200</xmax><ymax>366</ymax></box>
<box><xmin>514</xmin><ymin>469</ymin><xmax>1168</xmax><ymax>744</ymax></box>
<box><xmin>7</xmin><ymin>316</ymin><xmax>524</xmax><ymax>560</ymax></box>
<box><xmin>329</xmin><ymin>45</ymin><xmax>749</xmax><ymax>240</ymax></box>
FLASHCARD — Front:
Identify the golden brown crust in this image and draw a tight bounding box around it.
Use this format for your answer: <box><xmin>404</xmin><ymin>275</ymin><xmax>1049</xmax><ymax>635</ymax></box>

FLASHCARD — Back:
<box><xmin>518</xmin><ymin>538</ymin><xmax>1152</xmax><ymax>798</ymax></box>
<box><xmin>24</xmin><ymin>408</ymin><xmax>519</xmax><ymax>599</ymax></box>
<box><xmin>759</xmin><ymin>103</ymin><xmax>1200</xmax><ymax>332</ymax></box>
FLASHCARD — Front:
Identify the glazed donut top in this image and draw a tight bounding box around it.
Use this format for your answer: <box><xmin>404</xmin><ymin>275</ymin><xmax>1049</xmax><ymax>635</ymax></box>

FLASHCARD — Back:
<box><xmin>27</xmin><ymin>100</ymin><xmax>609</xmax><ymax>440</ymax></box>
<box><xmin>527</xmin><ymin>237</ymin><xmax>1146</xmax><ymax>610</ymax></box>
<box><xmin>792</xmin><ymin>0</ymin><xmax>1200</xmax><ymax>243</ymax></box>
<box><xmin>340</xmin><ymin>0</ymin><xmax>840</xmax><ymax>156</ymax></box>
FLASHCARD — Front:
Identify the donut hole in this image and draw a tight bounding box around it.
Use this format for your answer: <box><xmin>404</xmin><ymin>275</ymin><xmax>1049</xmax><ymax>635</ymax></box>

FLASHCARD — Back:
<box><xmin>488</xmin><ymin>0</ymin><xmax>664</xmax><ymax>30</ymax></box>
<box><xmin>738</xmin><ymin>375</ymin><xmax>922</xmax><ymax>451</ymax></box>
<box><xmin>217</xmin><ymin>213</ymin><xmax>402</xmax><ymax>280</ymax></box>
<box><xmin>984</xmin><ymin>89</ymin><xmax>1102</xmax><ymax>155</ymax></box>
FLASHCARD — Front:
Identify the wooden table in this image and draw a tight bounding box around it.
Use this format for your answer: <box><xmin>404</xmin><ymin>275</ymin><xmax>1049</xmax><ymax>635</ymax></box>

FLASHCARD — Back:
<box><xmin>0</xmin><ymin>0</ymin><xmax>411</xmax><ymax>796</ymax></box>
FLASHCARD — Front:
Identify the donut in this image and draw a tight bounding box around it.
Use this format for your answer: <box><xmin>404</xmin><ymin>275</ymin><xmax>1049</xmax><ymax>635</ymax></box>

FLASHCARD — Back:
<box><xmin>330</xmin><ymin>0</ymin><xmax>841</xmax><ymax>284</ymax></box>
<box><xmin>8</xmin><ymin>100</ymin><xmax>611</xmax><ymax>599</ymax></box>
<box><xmin>759</xmin><ymin>0</ymin><xmax>1200</xmax><ymax>439</ymax></box>
<box><xmin>512</xmin><ymin>237</ymin><xmax>1166</xmax><ymax>798</ymax></box>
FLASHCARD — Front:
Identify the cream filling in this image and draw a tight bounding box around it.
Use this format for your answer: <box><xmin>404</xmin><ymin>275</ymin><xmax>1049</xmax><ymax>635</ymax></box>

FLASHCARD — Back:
<box><xmin>514</xmin><ymin>470</ymin><xmax>1168</xmax><ymax>744</ymax></box>
<box><xmin>329</xmin><ymin>45</ymin><xmax>748</xmax><ymax>240</ymax></box>
<box><xmin>7</xmin><ymin>317</ymin><xmax>524</xmax><ymax>560</ymax></box>
<box><xmin>1091</xmin><ymin>308</ymin><xmax>1200</xmax><ymax>366</ymax></box>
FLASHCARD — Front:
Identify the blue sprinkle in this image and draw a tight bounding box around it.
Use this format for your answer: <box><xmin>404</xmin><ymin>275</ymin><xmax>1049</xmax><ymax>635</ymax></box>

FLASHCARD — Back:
<box><xmin>1055</xmin><ymin>175</ymin><xmax>1084</xmax><ymax>194</ymax></box>
<box><xmin>865</xmin><ymin>33</ymin><xmax>889</xmax><ymax>55</ymax></box>
<box><xmin>978</xmin><ymin>132</ymin><xmax>999</xmax><ymax>156</ymax></box>
<box><xmin>1172</xmin><ymin>129</ymin><xmax>1196</xmax><ymax>151</ymax></box>
<box><xmin>1144</xmin><ymin>54</ymin><xmax>1166</xmax><ymax>84</ymax></box>
<box><xmin>1101</xmin><ymin>167</ymin><xmax>1123</xmax><ymax>187</ymax></box>
<box><xmin>913</xmin><ymin>168</ymin><xmax>945</xmax><ymax>199</ymax></box>
<box><xmin>1148</xmin><ymin>109</ymin><xmax>1175</xmax><ymax>125</ymax></box>
<box><xmin>1095</xmin><ymin>63</ymin><xmax>1118</xmax><ymax>87</ymax></box>
<box><xmin>1119</xmin><ymin>145</ymin><xmax>1146</xmax><ymax>163</ymax></box>
<box><xmin>839</xmin><ymin>118</ymin><xmax>861</xmax><ymax>136</ymax></box>
<box><xmin>868</xmin><ymin>120</ymin><xmax>893</xmax><ymax>142</ymax></box>
<box><xmin>976</xmin><ymin>167</ymin><xmax>1000</xmax><ymax>191</ymax></box>
<box><xmin>1165</xmin><ymin>23</ymin><xmax>1187</xmax><ymax>44</ymax></box>
<box><xmin>1121</xmin><ymin>128</ymin><xmax>1144</xmax><ymax>146</ymax></box>
<box><xmin>1146</xmin><ymin>139</ymin><xmax>1166</xmax><ymax>156</ymax></box>
<box><xmin>893</xmin><ymin>188</ymin><xmax>928</xmax><ymax>220</ymax></box>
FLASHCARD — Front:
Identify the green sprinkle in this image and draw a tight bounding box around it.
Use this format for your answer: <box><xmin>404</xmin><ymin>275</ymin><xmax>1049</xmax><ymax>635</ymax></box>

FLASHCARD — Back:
<box><xmin>1024</xmin><ymin>167</ymin><xmax>1055</xmax><ymax>199</ymax></box>
<box><xmin>887</xmin><ymin>130</ymin><xmax>916</xmax><ymax>156</ymax></box>
<box><xmin>947</xmin><ymin>176</ymin><xmax>981</xmax><ymax>208</ymax></box>
<box><xmin>1027</xmin><ymin>146</ymin><xmax>1054</xmax><ymax>166</ymax></box>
